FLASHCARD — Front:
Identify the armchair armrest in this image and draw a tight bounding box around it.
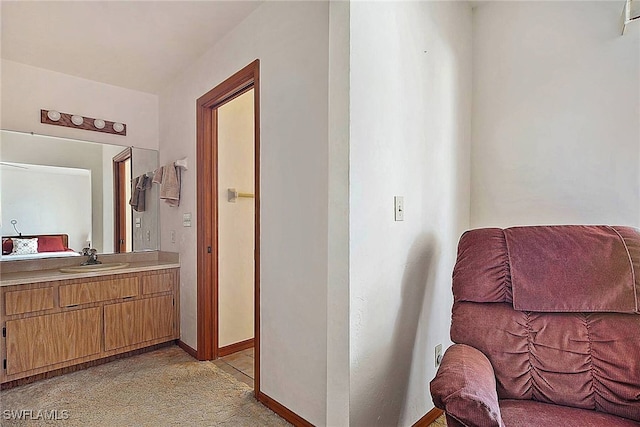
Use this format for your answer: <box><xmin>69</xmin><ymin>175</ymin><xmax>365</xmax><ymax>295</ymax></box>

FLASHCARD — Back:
<box><xmin>430</xmin><ymin>344</ymin><xmax>504</xmax><ymax>427</ymax></box>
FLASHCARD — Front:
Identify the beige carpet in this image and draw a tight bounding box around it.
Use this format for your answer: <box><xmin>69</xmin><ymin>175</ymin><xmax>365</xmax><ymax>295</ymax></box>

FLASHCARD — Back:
<box><xmin>0</xmin><ymin>346</ymin><xmax>290</xmax><ymax>427</ymax></box>
<box><xmin>431</xmin><ymin>414</ymin><xmax>447</xmax><ymax>426</ymax></box>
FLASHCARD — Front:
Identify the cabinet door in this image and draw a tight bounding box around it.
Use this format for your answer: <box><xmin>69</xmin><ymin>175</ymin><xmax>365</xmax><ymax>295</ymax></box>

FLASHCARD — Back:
<box><xmin>5</xmin><ymin>308</ymin><xmax>101</xmax><ymax>375</ymax></box>
<box><xmin>104</xmin><ymin>295</ymin><xmax>174</xmax><ymax>351</ymax></box>
<box><xmin>140</xmin><ymin>295</ymin><xmax>174</xmax><ymax>343</ymax></box>
<box><xmin>103</xmin><ymin>300</ymin><xmax>137</xmax><ymax>351</ymax></box>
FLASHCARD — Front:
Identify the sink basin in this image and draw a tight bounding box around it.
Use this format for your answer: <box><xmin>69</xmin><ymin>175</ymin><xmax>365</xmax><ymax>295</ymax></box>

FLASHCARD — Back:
<box><xmin>59</xmin><ymin>262</ymin><xmax>130</xmax><ymax>273</ymax></box>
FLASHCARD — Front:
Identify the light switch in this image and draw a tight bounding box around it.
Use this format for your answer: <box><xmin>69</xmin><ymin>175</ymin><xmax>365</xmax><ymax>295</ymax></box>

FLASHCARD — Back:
<box><xmin>183</xmin><ymin>213</ymin><xmax>192</xmax><ymax>227</ymax></box>
<box><xmin>135</xmin><ymin>217</ymin><xmax>141</xmax><ymax>228</ymax></box>
<box><xmin>394</xmin><ymin>196</ymin><xmax>404</xmax><ymax>221</ymax></box>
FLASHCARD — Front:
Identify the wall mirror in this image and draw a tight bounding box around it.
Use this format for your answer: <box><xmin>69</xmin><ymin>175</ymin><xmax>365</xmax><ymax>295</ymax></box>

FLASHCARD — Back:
<box><xmin>0</xmin><ymin>129</ymin><xmax>159</xmax><ymax>260</ymax></box>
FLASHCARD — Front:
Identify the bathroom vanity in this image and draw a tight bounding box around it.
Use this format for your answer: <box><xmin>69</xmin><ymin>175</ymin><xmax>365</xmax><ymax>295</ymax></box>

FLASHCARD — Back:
<box><xmin>0</xmin><ymin>252</ymin><xmax>179</xmax><ymax>385</ymax></box>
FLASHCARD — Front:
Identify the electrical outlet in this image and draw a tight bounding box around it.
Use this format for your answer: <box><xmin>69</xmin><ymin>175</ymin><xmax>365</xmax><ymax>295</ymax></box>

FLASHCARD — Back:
<box><xmin>435</xmin><ymin>344</ymin><xmax>443</xmax><ymax>368</ymax></box>
<box><xmin>170</xmin><ymin>230</ymin><xmax>176</xmax><ymax>243</ymax></box>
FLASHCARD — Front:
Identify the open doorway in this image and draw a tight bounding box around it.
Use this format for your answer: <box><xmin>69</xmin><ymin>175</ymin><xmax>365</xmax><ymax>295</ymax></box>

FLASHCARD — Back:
<box><xmin>217</xmin><ymin>88</ymin><xmax>255</xmax><ymax>355</ymax></box>
<box><xmin>196</xmin><ymin>61</ymin><xmax>261</xmax><ymax>396</ymax></box>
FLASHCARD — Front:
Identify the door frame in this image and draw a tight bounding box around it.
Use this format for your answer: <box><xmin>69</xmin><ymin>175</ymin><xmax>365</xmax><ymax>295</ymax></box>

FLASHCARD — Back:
<box><xmin>113</xmin><ymin>147</ymin><xmax>132</xmax><ymax>253</ymax></box>
<box><xmin>196</xmin><ymin>60</ymin><xmax>261</xmax><ymax>396</ymax></box>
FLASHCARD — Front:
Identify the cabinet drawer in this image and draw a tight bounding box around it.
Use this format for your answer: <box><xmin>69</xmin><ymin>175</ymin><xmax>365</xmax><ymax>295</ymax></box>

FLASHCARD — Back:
<box><xmin>59</xmin><ymin>278</ymin><xmax>139</xmax><ymax>307</ymax></box>
<box><xmin>142</xmin><ymin>273</ymin><xmax>174</xmax><ymax>295</ymax></box>
<box><xmin>5</xmin><ymin>287</ymin><xmax>54</xmax><ymax>315</ymax></box>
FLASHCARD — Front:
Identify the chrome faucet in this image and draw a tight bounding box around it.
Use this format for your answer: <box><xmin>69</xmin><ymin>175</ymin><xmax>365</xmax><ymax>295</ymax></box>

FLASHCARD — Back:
<box><xmin>81</xmin><ymin>248</ymin><xmax>102</xmax><ymax>265</ymax></box>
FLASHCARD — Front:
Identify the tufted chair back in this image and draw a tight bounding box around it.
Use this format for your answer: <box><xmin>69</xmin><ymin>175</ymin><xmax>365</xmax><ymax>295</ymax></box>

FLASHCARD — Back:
<box><xmin>449</xmin><ymin>226</ymin><xmax>640</xmax><ymax>422</ymax></box>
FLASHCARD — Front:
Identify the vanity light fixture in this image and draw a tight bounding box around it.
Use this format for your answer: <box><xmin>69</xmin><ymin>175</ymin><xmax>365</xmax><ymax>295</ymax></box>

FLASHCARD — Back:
<box><xmin>40</xmin><ymin>109</ymin><xmax>127</xmax><ymax>136</ymax></box>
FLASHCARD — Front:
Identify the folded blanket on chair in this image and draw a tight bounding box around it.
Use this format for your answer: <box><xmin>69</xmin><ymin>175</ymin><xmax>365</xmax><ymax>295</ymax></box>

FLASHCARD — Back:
<box><xmin>505</xmin><ymin>225</ymin><xmax>637</xmax><ymax>313</ymax></box>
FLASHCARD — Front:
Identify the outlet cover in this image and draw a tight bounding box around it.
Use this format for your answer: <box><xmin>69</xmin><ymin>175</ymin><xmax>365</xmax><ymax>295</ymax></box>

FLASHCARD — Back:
<box><xmin>183</xmin><ymin>213</ymin><xmax>192</xmax><ymax>227</ymax></box>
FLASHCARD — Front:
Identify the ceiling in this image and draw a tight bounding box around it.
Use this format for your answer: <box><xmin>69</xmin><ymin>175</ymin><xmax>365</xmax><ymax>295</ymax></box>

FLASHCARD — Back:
<box><xmin>1</xmin><ymin>1</ymin><xmax>263</xmax><ymax>94</ymax></box>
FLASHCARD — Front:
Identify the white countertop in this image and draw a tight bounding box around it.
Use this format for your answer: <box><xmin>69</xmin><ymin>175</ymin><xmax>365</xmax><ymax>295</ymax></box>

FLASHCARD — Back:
<box><xmin>0</xmin><ymin>260</ymin><xmax>180</xmax><ymax>287</ymax></box>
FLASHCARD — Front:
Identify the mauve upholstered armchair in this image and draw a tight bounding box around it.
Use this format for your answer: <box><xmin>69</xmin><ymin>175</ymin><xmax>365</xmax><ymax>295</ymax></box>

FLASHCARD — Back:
<box><xmin>430</xmin><ymin>225</ymin><xmax>640</xmax><ymax>427</ymax></box>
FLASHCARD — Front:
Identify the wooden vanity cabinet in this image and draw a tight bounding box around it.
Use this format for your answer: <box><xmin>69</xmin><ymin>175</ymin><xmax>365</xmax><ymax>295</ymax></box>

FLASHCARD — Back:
<box><xmin>0</xmin><ymin>268</ymin><xmax>179</xmax><ymax>384</ymax></box>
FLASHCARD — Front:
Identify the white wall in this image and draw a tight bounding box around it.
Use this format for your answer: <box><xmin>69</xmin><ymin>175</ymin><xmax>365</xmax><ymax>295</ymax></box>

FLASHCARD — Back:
<box><xmin>1</xmin><ymin>164</ymin><xmax>91</xmax><ymax>252</ymax></box>
<box><xmin>1</xmin><ymin>131</ymin><xmax>106</xmax><ymax>251</ymax></box>
<box><xmin>326</xmin><ymin>1</ymin><xmax>351</xmax><ymax>425</ymax></box>
<box><xmin>158</xmin><ymin>2</ymin><xmax>332</xmax><ymax>424</ymax></box>
<box><xmin>1</xmin><ymin>59</ymin><xmax>158</xmax><ymax>150</ymax></box>
<box><xmin>349</xmin><ymin>2</ymin><xmax>472</xmax><ymax>426</ymax></box>
<box><xmin>471</xmin><ymin>2</ymin><xmax>640</xmax><ymax>228</ymax></box>
<box><xmin>217</xmin><ymin>90</ymin><xmax>255</xmax><ymax>347</ymax></box>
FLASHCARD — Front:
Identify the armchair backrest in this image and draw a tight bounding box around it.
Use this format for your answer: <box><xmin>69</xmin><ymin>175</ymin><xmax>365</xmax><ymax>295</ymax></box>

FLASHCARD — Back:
<box><xmin>450</xmin><ymin>226</ymin><xmax>640</xmax><ymax>422</ymax></box>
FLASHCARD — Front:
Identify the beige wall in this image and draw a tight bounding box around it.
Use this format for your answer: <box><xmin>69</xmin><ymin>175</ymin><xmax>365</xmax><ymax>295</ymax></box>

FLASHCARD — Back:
<box><xmin>217</xmin><ymin>90</ymin><xmax>255</xmax><ymax>347</ymax></box>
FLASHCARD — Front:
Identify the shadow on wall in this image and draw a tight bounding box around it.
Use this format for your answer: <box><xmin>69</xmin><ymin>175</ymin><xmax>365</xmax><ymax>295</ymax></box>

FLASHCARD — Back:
<box><xmin>353</xmin><ymin>233</ymin><xmax>439</xmax><ymax>426</ymax></box>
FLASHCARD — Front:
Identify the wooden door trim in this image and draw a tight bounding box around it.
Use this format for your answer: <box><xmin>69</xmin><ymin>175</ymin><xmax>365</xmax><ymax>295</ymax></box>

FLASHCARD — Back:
<box><xmin>196</xmin><ymin>60</ymin><xmax>261</xmax><ymax>397</ymax></box>
<box><xmin>113</xmin><ymin>148</ymin><xmax>132</xmax><ymax>253</ymax></box>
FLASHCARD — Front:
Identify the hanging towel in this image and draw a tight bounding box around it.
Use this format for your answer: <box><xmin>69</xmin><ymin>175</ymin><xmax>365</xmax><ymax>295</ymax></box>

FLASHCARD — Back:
<box><xmin>129</xmin><ymin>175</ymin><xmax>150</xmax><ymax>212</ymax></box>
<box><xmin>152</xmin><ymin>167</ymin><xmax>163</xmax><ymax>184</ymax></box>
<box><xmin>136</xmin><ymin>175</ymin><xmax>147</xmax><ymax>212</ymax></box>
<box><xmin>143</xmin><ymin>174</ymin><xmax>153</xmax><ymax>191</ymax></box>
<box><xmin>129</xmin><ymin>176</ymin><xmax>141</xmax><ymax>211</ymax></box>
<box><xmin>159</xmin><ymin>163</ymin><xmax>181</xmax><ymax>207</ymax></box>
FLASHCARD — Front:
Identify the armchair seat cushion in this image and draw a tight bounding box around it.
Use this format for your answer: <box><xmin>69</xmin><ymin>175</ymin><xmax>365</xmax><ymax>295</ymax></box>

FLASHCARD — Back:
<box><xmin>499</xmin><ymin>400</ymin><xmax>640</xmax><ymax>427</ymax></box>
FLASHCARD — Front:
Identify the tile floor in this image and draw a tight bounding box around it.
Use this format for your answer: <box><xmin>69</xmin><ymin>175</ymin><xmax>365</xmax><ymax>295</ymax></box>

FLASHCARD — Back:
<box><xmin>212</xmin><ymin>347</ymin><xmax>255</xmax><ymax>388</ymax></box>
